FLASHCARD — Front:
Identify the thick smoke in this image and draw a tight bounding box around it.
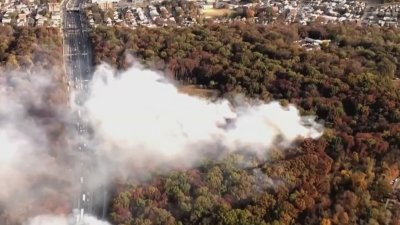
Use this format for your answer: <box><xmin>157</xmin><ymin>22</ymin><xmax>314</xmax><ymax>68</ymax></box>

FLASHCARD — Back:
<box><xmin>75</xmin><ymin>64</ymin><xmax>323</xmax><ymax>182</ymax></box>
<box><xmin>0</xmin><ymin>63</ymin><xmax>323</xmax><ymax>224</ymax></box>
<box><xmin>24</xmin><ymin>215</ymin><xmax>69</xmax><ymax>225</ymax></box>
<box><xmin>25</xmin><ymin>214</ymin><xmax>110</xmax><ymax>225</ymax></box>
<box><xmin>0</xmin><ymin>70</ymin><xmax>74</xmax><ymax>222</ymax></box>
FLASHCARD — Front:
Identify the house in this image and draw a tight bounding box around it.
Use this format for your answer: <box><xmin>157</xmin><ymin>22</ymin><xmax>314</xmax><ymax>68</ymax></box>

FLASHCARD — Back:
<box><xmin>17</xmin><ymin>12</ymin><xmax>27</xmax><ymax>24</ymax></box>
<box><xmin>51</xmin><ymin>12</ymin><xmax>61</xmax><ymax>20</ymax></box>
<box><xmin>203</xmin><ymin>0</ymin><xmax>215</xmax><ymax>9</ymax></box>
<box><xmin>304</xmin><ymin>37</ymin><xmax>331</xmax><ymax>45</ymax></box>
<box><xmin>92</xmin><ymin>0</ymin><xmax>114</xmax><ymax>10</ymax></box>
<box><xmin>18</xmin><ymin>4</ymin><xmax>30</xmax><ymax>13</ymax></box>
<box><xmin>149</xmin><ymin>6</ymin><xmax>159</xmax><ymax>20</ymax></box>
<box><xmin>48</xmin><ymin>3</ymin><xmax>60</xmax><ymax>12</ymax></box>
<box><xmin>2</xmin><ymin>17</ymin><xmax>12</xmax><ymax>24</ymax></box>
<box><xmin>37</xmin><ymin>17</ymin><xmax>45</xmax><ymax>26</ymax></box>
<box><xmin>124</xmin><ymin>9</ymin><xmax>134</xmax><ymax>20</ymax></box>
<box><xmin>159</xmin><ymin>6</ymin><xmax>169</xmax><ymax>18</ymax></box>
<box><xmin>51</xmin><ymin>11</ymin><xmax>61</xmax><ymax>27</ymax></box>
<box><xmin>136</xmin><ymin>8</ymin><xmax>147</xmax><ymax>21</ymax></box>
<box><xmin>201</xmin><ymin>4</ymin><xmax>211</xmax><ymax>9</ymax></box>
<box><xmin>214</xmin><ymin>2</ymin><xmax>226</xmax><ymax>8</ymax></box>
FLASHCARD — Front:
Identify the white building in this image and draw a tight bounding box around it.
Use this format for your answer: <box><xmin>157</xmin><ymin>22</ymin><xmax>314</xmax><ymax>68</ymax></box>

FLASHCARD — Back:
<box><xmin>92</xmin><ymin>0</ymin><xmax>114</xmax><ymax>10</ymax></box>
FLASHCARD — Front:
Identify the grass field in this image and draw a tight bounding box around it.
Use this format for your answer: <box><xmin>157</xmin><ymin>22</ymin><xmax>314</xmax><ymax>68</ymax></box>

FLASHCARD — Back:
<box><xmin>178</xmin><ymin>85</ymin><xmax>220</xmax><ymax>99</ymax></box>
<box><xmin>201</xmin><ymin>8</ymin><xmax>234</xmax><ymax>18</ymax></box>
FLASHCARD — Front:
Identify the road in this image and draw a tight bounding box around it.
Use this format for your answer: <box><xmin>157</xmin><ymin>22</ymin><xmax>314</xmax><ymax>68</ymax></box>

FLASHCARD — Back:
<box><xmin>61</xmin><ymin>0</ymin><xmax>108</xmax><ymax>223</ymax></box>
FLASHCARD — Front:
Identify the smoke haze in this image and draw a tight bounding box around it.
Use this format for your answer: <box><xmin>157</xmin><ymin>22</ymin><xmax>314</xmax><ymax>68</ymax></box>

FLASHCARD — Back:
<box><xmin>25</xmin><ymin>215</ymin><xmax>111</xmax><ymax>225</ymax></box>
<box><xmin>0</xmin><ymin>70</ymin><xmax>73</xmax><ymax>222</ymax></box>
<box><xmin>0</xmin><ymin>64</ymin><xmax>323</xmax><ymax>224</ymax></box>
<box><xmin>79</xmin><ymin>64</ymin><xmax>323</xmax><ymax>180</ymax></box>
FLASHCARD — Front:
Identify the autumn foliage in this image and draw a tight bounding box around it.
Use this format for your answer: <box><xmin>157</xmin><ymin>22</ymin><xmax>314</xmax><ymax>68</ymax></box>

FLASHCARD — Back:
<box><xmin>89</xmin><ymin>22</ymin><xmax>400</xmax><ymax>224</ymax></box>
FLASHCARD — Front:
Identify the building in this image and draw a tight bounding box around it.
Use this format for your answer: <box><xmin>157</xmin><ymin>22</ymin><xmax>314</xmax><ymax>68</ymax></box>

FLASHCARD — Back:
<box><xmin>92</xmin><ymin>0</ymin><xmax>114</xmax><ymax>10</ymax></box>
<box><xmin>17</xmin><ymin>12</ymin><xmax>27</xmax><ymax>25</ymax></box>
<box><xmin>48</xmin><ymin>3</ymin><xmax>60</xmax><ymax>12</ymax></box>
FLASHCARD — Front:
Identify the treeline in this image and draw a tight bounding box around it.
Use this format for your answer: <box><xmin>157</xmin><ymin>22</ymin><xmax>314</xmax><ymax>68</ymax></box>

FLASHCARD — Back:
<box><xmin>0</xmin><ymin>25</ymin><xmax>62</xmax><ymax>72</ymax></box>
<box><xmin>90</xmin><ymin>22</ymin><xmax>400</xmax><ymax>224</ymax></box>
<box><xmin>0</xmin><ymin>25</ymin><xmax>66</xmax><ymax>112</ymax></box>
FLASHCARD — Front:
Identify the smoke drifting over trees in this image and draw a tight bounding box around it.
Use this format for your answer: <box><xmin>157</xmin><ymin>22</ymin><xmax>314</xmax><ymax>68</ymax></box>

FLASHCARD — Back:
<box><xmin>0</xmin><ymin>63</ymin><xmax>322</xmax><ymax>224</ymax></box>
<box><xmin>89</xmin><ymin>23</ymin><xmax>400</xmax><ymax>224</ymax></box>
<box><xmin>2</xmin><ymin>21</ymin><xmax>400</xmax><ymax>224</ymax></box>
<box><xmin>79</xmin><ymin>64</ymin><xmax>322</xmax><ymax>181</ymax></box>
<box><xmin>0</xmin><ymin>70</ymin><xmax>73</xmax><ymax>224</ymax></box>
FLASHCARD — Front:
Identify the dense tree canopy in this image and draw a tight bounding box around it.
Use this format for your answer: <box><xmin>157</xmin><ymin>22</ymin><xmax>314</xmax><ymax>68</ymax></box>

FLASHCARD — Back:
<box><xmin>90</xmin><ymin>22</ymin><xmax>400</xmax><ymax>225</ymax></box>
<box><xmin>0</xmin><ymin>25</ymin><xmax>62</xmax><ymax>72</ymax></box>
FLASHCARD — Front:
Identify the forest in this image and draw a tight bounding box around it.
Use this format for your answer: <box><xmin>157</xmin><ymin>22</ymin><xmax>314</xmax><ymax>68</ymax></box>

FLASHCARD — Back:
<box><xmin>90</xmin><ymin>22</ymin><xmax>400</xmax><ymax>225</ymax></box>
<box><xmin>0</xmin><ymin>25</ymin><xmax>63</xmax><ymax>72</ymax></box>
<box><xmin>0</xmin><ymin>25</ymin><xmax>70</xmax><ymax>225</ymax></box>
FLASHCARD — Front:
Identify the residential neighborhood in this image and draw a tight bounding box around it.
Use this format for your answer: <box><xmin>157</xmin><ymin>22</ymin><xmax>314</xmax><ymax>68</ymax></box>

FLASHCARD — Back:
<box><xmin>0</xmin><ymin>0</ymin><xmax>61</xmax><ymax>27</ymax></box>
<box><xmin>362</xmin><ymin>4</ymin><xmax>400</xmax><ymax>27</ymax></box>
<box><xmin>294</xmin><ymin>0</ymin><xmax>366</xmax><ymax>24</ymax></box>
<box><xmin>1</xmin><ymin>0</ymin><xmax>400</xmax><ymax>28</ymax></box>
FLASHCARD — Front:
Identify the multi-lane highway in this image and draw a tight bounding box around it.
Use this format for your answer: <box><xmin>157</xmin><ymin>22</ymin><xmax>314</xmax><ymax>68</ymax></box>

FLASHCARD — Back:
<box><xmin>62</xmin><ymin>0</ymin><xmax>107</xmax><ymax>223</ymax></box>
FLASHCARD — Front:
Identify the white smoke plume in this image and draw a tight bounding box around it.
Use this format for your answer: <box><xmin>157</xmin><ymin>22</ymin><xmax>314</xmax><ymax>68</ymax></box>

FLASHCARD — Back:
<box><xmin>74</xmin><ymin>64</ymin><xmax>323</xmax><ymax>182</ymax></box>
<box><xmin>24</xmin><ymin>215</ymin><xmax>68</xmax><ymax>225</ymax></box>
<box><xmin>0</xmin><ymin>70</ymin><xmax>74</xmax><ymax>223</ymax></box>
<box><xmin>25</xmin><ymin>214</ymin><xmax>110</xmax><ymax>225</ymax></box>
<box><xmin>0</xmin><ymin>63</ymin><xmax>323</xmax><ymax>224</ymax></box>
